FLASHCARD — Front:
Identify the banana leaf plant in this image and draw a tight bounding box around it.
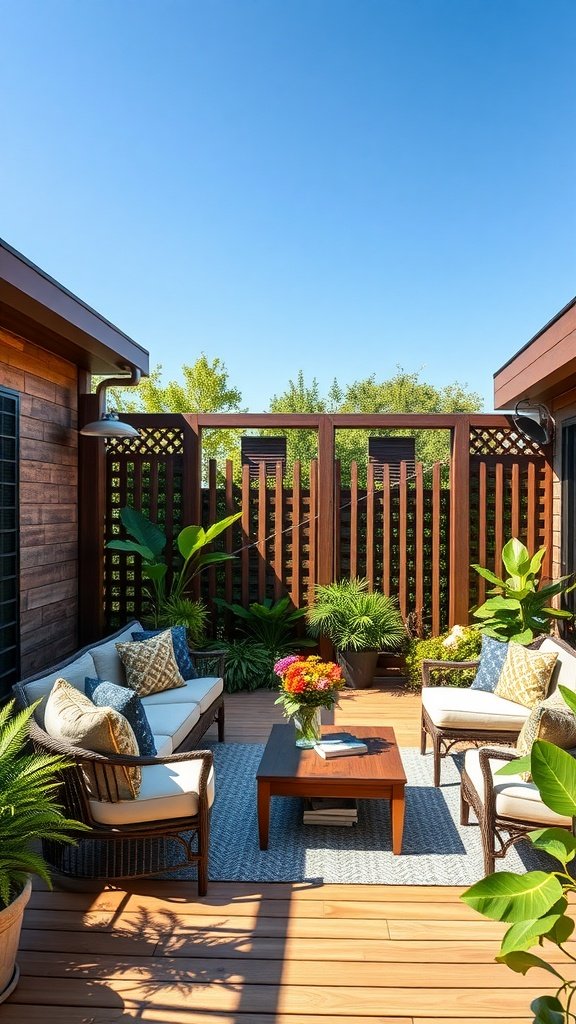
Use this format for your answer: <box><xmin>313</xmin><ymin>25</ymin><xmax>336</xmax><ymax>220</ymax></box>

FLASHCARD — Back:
<box><xmin>461</xmin><ymin>684</ymin><xmax>576</xmax><ymax>1022</ymax></box>
<box><xmin>471</xmin><ymin>538</ymin><xmax>575</xmax><ymax>645</ymax></box>
<box><xmin>107</xmin><ymin>506</ymin><xmax>242</xmax><ymax>626</ymax></box>
<box><xmin>213</xmin><ymin>595</ymin><xmax>316</xmax><ymax>655</ymax></box>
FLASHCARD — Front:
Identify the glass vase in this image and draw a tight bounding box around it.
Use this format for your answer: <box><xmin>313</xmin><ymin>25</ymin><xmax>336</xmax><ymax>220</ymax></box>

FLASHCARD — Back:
<box><xmin>293</xmin><ymin>706</ymin><xmax>322</xmax><ymax>748</ymax></box>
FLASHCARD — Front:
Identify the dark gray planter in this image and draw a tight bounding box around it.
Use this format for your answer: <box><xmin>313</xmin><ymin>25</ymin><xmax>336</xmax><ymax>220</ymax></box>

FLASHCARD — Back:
<box><xmin>337</xmin><ymin>650</ymin><xmax>380</xmax><ymax>689</ymax></box>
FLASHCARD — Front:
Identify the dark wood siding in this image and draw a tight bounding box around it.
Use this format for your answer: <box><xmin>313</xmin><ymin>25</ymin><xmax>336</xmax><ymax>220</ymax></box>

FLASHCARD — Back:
<box><xmin>0</xmin><ymin>327</ymin><xmax>78</xmax><ymax>676</ymax></box>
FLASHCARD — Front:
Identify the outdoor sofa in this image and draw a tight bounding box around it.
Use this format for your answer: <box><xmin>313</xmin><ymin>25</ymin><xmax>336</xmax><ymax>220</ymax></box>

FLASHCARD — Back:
<box><xmin>14</xmin><ymin>621</ymin><xmax>225</xmax><ymax>895</ymax></box>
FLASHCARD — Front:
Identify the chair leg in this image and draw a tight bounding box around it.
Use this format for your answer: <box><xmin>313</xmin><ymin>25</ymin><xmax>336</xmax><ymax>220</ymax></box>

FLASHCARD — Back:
<box><xmin>460</xmin><ymin>787</ymin><xmax>470</xmax><ymax>826</ymax></box>
<box><xmin>217</xmin><ymin>701</ymin><xmax>225</xmax><ymax>742</ymax></box>
<box><xmin>420</xmin><ymin>718</ymin><xmax>427</xmax><ymax>755</ymax></box>
<box><xmin>198</xmin><ymin>856</ymin><xmax>208</xmax><ymax>897</ymax></box>
<box><xmin>433</xmin><ymin>736</ymin><xmax>442</xmax><ymax>787</ymax></box>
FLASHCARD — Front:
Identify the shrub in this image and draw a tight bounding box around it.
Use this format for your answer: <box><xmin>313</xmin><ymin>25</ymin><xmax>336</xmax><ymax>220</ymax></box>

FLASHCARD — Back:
<box><xmin>404</xmin><ymin>625</ymin><xmax>482</xmax><ymax>691</ymax></box>
<box><xmin>215</xmin><ymin>639</ymin><xmax>277</xmax><ymax>693</ymax></box>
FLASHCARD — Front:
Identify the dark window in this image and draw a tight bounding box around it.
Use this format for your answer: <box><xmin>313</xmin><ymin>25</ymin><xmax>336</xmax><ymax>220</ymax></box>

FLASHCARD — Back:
<box><xmin>368</xmin><ymin>436</ymin><xmax>416</xmax><ymax>483</ymax></box>
<box><xmin>0</xmin><ymin>387</ymin><xmax>20</xmax><ymax>696</ymax></box>
<box><xmin>241</xmin><ymin>436</ymin><xmax>287</xmax><ymax>478</ymax></box>
<box><xmin>561</xmin><ymin>419</ymin><xmax>576</xmax><ymax>643</ymax></box>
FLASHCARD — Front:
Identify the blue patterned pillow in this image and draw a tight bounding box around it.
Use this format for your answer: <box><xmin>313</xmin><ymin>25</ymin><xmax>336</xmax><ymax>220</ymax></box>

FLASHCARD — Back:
<box><xmin>470</xmin><ymin>636</ymin><xmax>509</xmax><ymax>692</ymax></box>
<box><xmin>85</xmin><ymin>677</ymin><xmax>157</xmax><ymax>756</ymax></box>
<box><xmin>130</xmin><ymin>626</ymin><xmax>197</xmax><ymax>679</ymax></box>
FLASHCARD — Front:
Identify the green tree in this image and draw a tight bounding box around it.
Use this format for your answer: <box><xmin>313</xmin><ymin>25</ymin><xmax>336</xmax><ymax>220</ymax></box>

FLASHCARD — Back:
<box><xmin>105</xmin><ymin>354</ymin><xmax>245</xmax><ymax>475</ymax></box>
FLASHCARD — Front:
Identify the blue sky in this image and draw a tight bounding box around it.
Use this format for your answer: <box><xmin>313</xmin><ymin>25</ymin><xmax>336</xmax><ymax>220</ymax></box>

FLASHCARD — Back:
<box><xmin>2</xmin><ymin>0</ymin><xmax>575</xmax><ymax>411</ymax></box>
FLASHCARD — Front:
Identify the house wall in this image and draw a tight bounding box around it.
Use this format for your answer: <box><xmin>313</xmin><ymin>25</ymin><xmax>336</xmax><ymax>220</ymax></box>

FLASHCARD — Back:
<box><xmin>0</xmin><ymin>326</ymin><xmax>79</xmax><ymax>676</ymax></box>
<box><xmin>551</xmin><ymin>388</ymin><xmax>576</xmax><ymax>581</ymax></box>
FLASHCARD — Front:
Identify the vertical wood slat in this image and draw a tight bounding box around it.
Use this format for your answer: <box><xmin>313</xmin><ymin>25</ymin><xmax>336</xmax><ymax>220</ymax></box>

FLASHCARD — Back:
<box><xmin>241</xmin><ymin>464</ymin><xmax>250</xmax><ymax>606</ymax></box>
<box><xmin>79</xmin><ymin>394</ymin><xmax>106</xmax><ymax>644</ymax></box>
<box><xmin>149</xmin><ymin>458</ymin><xmax>159</xmax><ymax>523</ymax></box>
<box><xmin>527</xmin><ymin>461</ymin><xmax>537</xmax><ymax>555</ymax></box>
<box><xmin>477</xmin><ymin>461</ymin><xmax>487</xmax><ymax>607</ymax></box>
<box><xmin>382</xmin><ymin>463</ymin><xmax>391</xmax><ymax>597</ymax></box>
<box><xmin>308</xmin><ymin>458</ymin><xmax>318</xmax><ymax>604</ymax></box>
<box><xmin>494</xmin><ymin>462</ymin><xmax>504</xmax><ymax>574</ymax></box>
<box><xmin>257</xmin><ymin>462</ymin><xmax>267</xmax><ymax>600</ymax></box>
<box><xmin>398</xmin><ymin>461</ymin><xmax>408</xmax><ymax>619</ymax></box>
<box><xmin>511</xmin><ymin>462</ymin><xmax>520</xmax><ymax>540</ymax></box>
<box><xmin>432</xmin><ymin>462</ymin><xmax>441</xmax><ymax>636</ymax></box>
<box><xmin>334</xmin><ymin>459</ymin><xmax>342</xmax><ymax>579</ymax></box>
<box><xmin>366</xmin><ymin>461</ymin><xmax>375</xmax><ymax>588</ymax></box>
<box><xmin>317</xmin><ymin>416</ymin><xmax>335</xmax><ymax>589</ymax></box>
<box><xmin>449</xmin><ymin>418</ymin><xmax>471</xmax><ymax>627</ymax></box>
<box><xmin>224</xmin><ymin>460</ymin><xmax>234</xmax><ymax>602</ymax></box>
<box><xmin>291</xmin><ymin>461</ymin><xmax>301</xmax><ymax>609</ymax></box>
<box><xmin>181</xmin><ymin>415</ymin><xmax>199</xmax><ymax>528</ymax></box>
<box><xmin>350</xmin><ymin>461</ymin><xmax>358</xmax><ymax>579</ymax></box>
<box><xmin>274</xmin><ymin>460</ymin><xmax>284</xmax><ymax>599</ymax></box>
<box><xmin>207</xmin><ymin>459</ymin><xmax>217</xmax><ymax>604</ymax></box>
<box><xmin>415</xmin><ymin>462</ymin><xmax>424</xmax><ymax>621</ymax></box>
<box><xmin>542</xmin><ymin>456</ymin><xmax>554</xmax><ymax>580</ymax></box>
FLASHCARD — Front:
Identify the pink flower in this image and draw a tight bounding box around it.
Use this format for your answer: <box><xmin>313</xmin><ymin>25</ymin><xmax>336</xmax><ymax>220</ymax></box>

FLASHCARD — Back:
<box><xmin>273</xmin><ymin>655</ymin><xmax>301</xmax><ymax>677</ymax></box>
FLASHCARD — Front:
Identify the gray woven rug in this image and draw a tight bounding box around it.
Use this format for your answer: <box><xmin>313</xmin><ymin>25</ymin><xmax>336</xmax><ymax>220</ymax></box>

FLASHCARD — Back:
<box><xmin>168</xmin><ymin>743</ymin><xmax>548</xmax><ymax>886</ymax></box>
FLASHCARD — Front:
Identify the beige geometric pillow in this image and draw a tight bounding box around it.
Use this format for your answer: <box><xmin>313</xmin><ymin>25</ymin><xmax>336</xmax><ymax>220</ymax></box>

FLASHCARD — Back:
<box><xmin>44</xmin><ymin>677</ymin><xmax>141</xmax><ymax>799</ymax></box>
<box><xmin>517</xmin><ymin>689</ymin><xmax>576</xmax><ymax>756</ymax></box>
<box><xmin>116</xmin><ymin>629</ymin><xmax>185</xmax><ymax>697</ymax></box>
<box><xmin>494</xmin><ymin>643</ymin><xmax>558</xmax><ymax>709</ymax></box>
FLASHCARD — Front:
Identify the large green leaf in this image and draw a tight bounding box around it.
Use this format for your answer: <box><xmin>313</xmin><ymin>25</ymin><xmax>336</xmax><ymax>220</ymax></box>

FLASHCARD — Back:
<box><xmin>502</xmin><ymin>537</ymin><xmax>531</xmax><ymax>578</ymax></box>
<box><xmin>481</xmin><ymin>596</ymin><xmax>522</xmax><ymax>612</ymax></box>
<box><xmin>142</xmin><ymin>563</ymin><xmax>167</xmax><ymax>581</ymax></box>
<box><xmin>531</xmin><ymin>740</ymin><xmax>576</xmax><ymax>816</ymax></box>
<box><xmin>529</xmin><ymin>547</ymin><xmax>547</xmax><ymax>577</ymax></box>
<box><xmin>203</xmin><ymin>510</ymin><xmax>243</xmax><ymax>543</ymax></box>
<box><xmin>470</xmin><ymin>564</ymin><xmax>505</xmax><ymax>588</ymax></box>
<box><xmin>496</xmin><ymin>754</ymin><xmax>531</xmax><ymax>776</ymax></box>
<box><xmin>528</xmin><ymin>827</ymin><xmax>576</xmax><ymax>865</ymax></box>
<box><xmin>496</xmin><ymin>950</ymin><xmax>563</xmax><ymax>978</ymax></box>
<box><xmin>196</xmin><ymin>551</ymin><xmax>236</xmax><ymax>568</ymax></box>
<box><xmin>558</xmin><ymin>685</ymin><xmax>576</xmax><ymax>714</ymax></box>
<box><xmin>460</xmin><ymin>870</ymin><xmax>563</xmax><ymax>923</ymax></box>
<box><xmin>500</xmin><ymin>914</ymin><xmax>566</xmax><ymax>955</ymax></box>
<box><xmin>177</xmin><ymin>525</ymin><xmax>205</xmax><ymax>559</ymax></box>
<box><xmin>106</xmin><ymin>539</ymin><xmax>156</xmax><ymax>561</ymax></box>
<box><xmin>120</xmin><ymin>506</ymin><xmax>166</xmax><ymax>555</ymax></box>
<box><xmin>530</xmin><ymin>995</ymin><xmax>566</xmax><ymax>1024</ymax></box>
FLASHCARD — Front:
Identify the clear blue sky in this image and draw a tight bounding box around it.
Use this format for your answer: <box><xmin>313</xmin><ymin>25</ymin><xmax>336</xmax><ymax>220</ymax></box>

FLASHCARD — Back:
<box><xmin>2</xmin><ymin>0</ymin><xmax>575</xmax><ymax>411</ymax></box>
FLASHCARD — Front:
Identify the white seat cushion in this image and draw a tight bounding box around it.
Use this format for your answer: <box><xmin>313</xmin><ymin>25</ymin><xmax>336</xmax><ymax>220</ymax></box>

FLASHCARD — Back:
<box><xmin>464</xmin><ymin>747</ymin><xmax>571</xmax><ymax>827</ymax></box>
<box><xmin>422</xmin><ymin>686</ymin><xmax>530</xmax><ymax>731</ymax></box>
<box><xmin>144</xmin><ymin>703</ymin><xmax>201</xmax><ymax>750</ymax></box>
<box><xmin>141</xmin><ymin>677</ymin><xmax>223</xmax><ymax>714</ymax></box>
<box><xmin>89</xmin><ymin>759</ymin><xmax>215</xmax><ymax>826</ymax></box>
<box><xmin>153</xmin><ymin>734</ymin><xmax>173</xmax><ymax>757</ymax></box>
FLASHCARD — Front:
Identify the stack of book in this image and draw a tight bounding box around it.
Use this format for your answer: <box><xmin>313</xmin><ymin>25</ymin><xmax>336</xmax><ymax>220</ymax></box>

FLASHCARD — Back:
<box><xmin>313</xmin><ymin>735</ymin><xmax>368</xmax><ymax>759</ymax></box>
<box><xmin>303</xmin><ymin>797</ymin><xmax>358</xmax><ymax>826</ymax></box>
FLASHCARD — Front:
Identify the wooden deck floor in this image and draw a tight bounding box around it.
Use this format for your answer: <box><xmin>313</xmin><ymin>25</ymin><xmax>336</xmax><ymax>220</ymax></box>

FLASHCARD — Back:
<box><xmin>4</xmin><ymin>687</ymin><xmax>563</xmax><ymax>1023</ymax></box>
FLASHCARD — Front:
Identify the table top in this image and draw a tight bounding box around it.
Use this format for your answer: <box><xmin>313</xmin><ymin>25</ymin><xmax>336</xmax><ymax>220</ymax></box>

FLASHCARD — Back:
<box><xmin>256</xmin><ymin>724</ymin><xmax>407</xmax><ymax>785</ymax></box>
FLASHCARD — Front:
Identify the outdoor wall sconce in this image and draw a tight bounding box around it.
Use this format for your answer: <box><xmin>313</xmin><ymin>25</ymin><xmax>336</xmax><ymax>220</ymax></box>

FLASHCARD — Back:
<box><xmin>512</xmin><ymin>399</ymin><xmax>555</xmax><ymax>446</ymax></box>
<box><xmin>79</xmin><ymin>363</ymin><xmax>142</xmax><ymax>438</ymax></box>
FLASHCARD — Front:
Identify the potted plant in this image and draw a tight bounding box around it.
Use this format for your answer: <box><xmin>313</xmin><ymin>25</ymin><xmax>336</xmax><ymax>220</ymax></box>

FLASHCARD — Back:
<box><xmin>0</xmin><ymin>700</ymin><xmax>87</xmax><ymax>1003</ymax></box>
<box><xmin>306</xmin><ymin>577</ymin><xmax>407</xmax><ymax>688</ymax></box>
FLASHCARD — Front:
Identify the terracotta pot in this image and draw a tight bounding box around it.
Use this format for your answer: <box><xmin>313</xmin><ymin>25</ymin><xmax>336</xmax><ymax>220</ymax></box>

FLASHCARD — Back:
<box><xmin>0</xmin><ymin>879</ymin><xmax>32</xmax><ymax>1004</ymax></box>
<box><xmin>337</xmin><ymin>650</ymin><xmax>380</xmax><ymax>689</ymax></box>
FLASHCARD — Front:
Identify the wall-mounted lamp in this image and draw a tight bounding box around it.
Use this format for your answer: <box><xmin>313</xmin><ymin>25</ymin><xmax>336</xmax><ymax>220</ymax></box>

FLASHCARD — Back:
<box><xmin>80</xmin><ymin>364</ymin><xmax>141</xmax><ymax>438</ymax></box>
<box><xmin>512</xmin><ymin>399</ymin><xmax>555</xmax><ymax>446</ymax></box>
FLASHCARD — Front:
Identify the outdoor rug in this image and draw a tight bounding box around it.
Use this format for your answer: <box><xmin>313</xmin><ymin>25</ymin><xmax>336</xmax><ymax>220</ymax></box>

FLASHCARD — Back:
<box><xmin>167</xmin><ymin>743</ymin><xmax>550</xmax><ymax>886</ymax></box>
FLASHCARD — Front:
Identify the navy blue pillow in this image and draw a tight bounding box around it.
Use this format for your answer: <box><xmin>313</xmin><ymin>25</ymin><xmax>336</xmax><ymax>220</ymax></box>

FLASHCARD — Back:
<box><xmin>470</xmin><ymin>636</ymin><xmax>509</xmax><ymax>692</ymax></box>
<box><xmin>130</xmin><ymin>626</ymin><xmax>197</xmax><ymax>679</ymax></box>
<box><xmin>85</xmin><ymin>677</ymin><xmax>157</xmax><ymax>756</ymax></box>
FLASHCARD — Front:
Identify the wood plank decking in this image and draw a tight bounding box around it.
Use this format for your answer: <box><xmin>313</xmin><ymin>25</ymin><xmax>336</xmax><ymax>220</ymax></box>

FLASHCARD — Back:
<box><xmin>4</xmin><ymin>686</ymin><xmax>563</xmax><ymax>1023</ymax></box>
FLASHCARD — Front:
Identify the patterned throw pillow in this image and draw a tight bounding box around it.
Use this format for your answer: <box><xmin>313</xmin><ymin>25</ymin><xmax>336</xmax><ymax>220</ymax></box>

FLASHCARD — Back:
<box><xmin>131</xmin><ymin>626</ymin><xmax>197</xmax><ymax>680</ymax></box>
<box><xmin>470</xmin><ymin>636</ymin><xmax>509</xmax><ymax>692</ymax></box>
<box><xmin>494</xmin><ymin>643</ymin><xmax>558</xmax><ymax>709</ymax></box>
<box><xmin>44</xmin><ymin>677</ymin><xmax>141</xmax><ymax>799</ymax></box>
<box><xmin>85</xmin><ymin>678</ymin><xmax>157</xmax><ymax>756</ymax></box>
<box><xmin>517</xmin><ymin>689</ymin><xmax>576</xmax><ymax>757</ymax></box>
<box><xmin>116</xmin><ymin>629</ymin><xmax>185</xmax><ymax>697</ymax></box>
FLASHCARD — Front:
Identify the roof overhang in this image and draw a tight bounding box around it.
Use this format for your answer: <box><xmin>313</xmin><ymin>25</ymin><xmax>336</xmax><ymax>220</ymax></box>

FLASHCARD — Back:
<box><xmin>0</xmin><ymin>239</ymin><xmax>149</xmax><ymax>375</ymax></box>
<box><xmin>493</xmin><ymin>296</ymin><xmax>576</xmax><ymax>410</ymax></box>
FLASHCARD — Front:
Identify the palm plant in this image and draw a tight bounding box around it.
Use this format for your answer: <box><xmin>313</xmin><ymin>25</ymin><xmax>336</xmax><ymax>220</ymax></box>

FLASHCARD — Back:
<box><xmin>0</xmin><ymin>700</ymin><xmax>87</xmax><ymax>907</ymax></box>
<box><xmin>307</xmin><ymin>577</ymin><xmax>407</xmax><ymax>652</ymax></box>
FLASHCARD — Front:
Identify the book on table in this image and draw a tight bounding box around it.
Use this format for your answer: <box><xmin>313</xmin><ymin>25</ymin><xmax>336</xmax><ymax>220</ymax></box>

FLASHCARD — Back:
<box><xmin>313</xmin><ymin>734</ymin><xmax>368</xmax><ymax>758</ymax></box>
<box><xmin>303</xmin><ymin>797</ymin><xmax>358</xmax><ymax>826</ymax></box>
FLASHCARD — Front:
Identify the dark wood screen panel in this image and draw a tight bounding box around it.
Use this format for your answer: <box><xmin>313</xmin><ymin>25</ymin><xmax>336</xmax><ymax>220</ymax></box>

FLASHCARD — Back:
<box><xmin>0</xmin><ymin>386</ymin><xmax>20</xmax><ymax>695</ymax></box>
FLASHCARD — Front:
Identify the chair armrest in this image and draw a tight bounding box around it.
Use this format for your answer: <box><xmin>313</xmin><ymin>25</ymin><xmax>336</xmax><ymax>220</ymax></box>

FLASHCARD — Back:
<box><xmin>190</xmin><ymin>649</ymin><xmax>227</xmax><ymax>678</ymax></box>
<box><xmin>477</xmin><ymin>745</ymin><xmax>520</xmax><ymax>803</ymax></box>
<box><xmin>421</xmin><ymin>659</ymin><xmax>480</xmax><ymax>687</ymax></box>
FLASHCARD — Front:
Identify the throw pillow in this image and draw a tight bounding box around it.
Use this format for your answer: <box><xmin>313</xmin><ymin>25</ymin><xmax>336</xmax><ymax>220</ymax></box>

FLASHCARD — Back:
<box><xmin>494</xmin><ymin>643</ymin><xmax>558</xmax><ymax>709</ymax></box>
<box><xmin>470</xmin><ymin>635</ymin><xmax>509</xmax><ymax>692</ymax></box>
<box><xmin>130</xmin><ymin>626</ymin><xmax>197</xmax><ymax>680</ymax></box>
<box><xmin>44</xmin><ymin>677</ymin><xmax>141</xmax><ymax>799</ymax></box>
<box><xmin>517</xmin><ymin>689</ymin><xmax>576</xmax><ymax>757</ymax></box>
<box><xmin>85</xmin><ymin>677</ymin><xmax>157</xmax><ymax>756</ymax></box>
<box><xmin>116</xmin><ymin>629</ymin><xmax>185</xmax><ymax>697</ymax></box>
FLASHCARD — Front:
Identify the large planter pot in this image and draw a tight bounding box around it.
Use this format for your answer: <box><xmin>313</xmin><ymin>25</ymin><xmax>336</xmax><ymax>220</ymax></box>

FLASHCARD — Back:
<box><xmin>337</xmin><ymin>650</ymin><xmax>380</xmax><ymax>689</ymax></box>
<box><xmin>0</xmin><ymin>878</ymin><xmax>32</xmax><ymax>1004</ymax></box>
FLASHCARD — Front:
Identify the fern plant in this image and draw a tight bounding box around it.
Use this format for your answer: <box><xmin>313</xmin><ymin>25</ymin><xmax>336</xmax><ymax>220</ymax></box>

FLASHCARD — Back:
<box><xmin>0</xmin><ymin>701</ymin><xmax>87</xmax><ymax>907</ymax></box>
<box><xmin>307</xmin><ymin>578</ymin><xmax>407</xmax><ymax>652</ymax></box>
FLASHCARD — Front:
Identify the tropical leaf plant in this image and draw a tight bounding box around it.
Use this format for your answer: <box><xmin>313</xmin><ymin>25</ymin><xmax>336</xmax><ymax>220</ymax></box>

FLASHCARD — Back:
<box><xmin>306</xmin><ymin>577</ymin><xmax>407</xmax><ymax>652</ymax></box>
<box><xmin>0</xmin><ymin>700</ymin><xmax>88</xmax><ymax>907</ymax></box>
<box><xmin>214</xmin><ymin>595</ymin><xmax>316</xmax><ymax>655</ymax></box>
<box><xmin>471</xmin><ymin>538</ymin><xmax>575</xmax><ymax>644</ymax></box>
<box><xmin>461</xmin><ymin>699</ymin><xmax>576</xmax><ymax>1021</ymax></box>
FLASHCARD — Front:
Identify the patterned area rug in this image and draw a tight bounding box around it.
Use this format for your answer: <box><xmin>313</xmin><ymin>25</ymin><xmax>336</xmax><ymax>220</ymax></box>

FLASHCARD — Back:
<box><xmin>169</xmin><ymin>743</ymin><xmax>548</xmax><ymax>886</ymax></box>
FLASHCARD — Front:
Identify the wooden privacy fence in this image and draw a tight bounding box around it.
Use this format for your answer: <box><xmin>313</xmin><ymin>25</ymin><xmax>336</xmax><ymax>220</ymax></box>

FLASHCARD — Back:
<box><xmin>82</xmin><ymin>412</ymin><xmax>552</xmax><ymax>642</ymax></box>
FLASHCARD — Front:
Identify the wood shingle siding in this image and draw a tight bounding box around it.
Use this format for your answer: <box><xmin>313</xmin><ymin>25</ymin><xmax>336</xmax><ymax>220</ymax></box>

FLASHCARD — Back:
<box><xmin>0</xmin><ymin>327</ymin><xmax>78</xmax><ymax>676</ymax></box>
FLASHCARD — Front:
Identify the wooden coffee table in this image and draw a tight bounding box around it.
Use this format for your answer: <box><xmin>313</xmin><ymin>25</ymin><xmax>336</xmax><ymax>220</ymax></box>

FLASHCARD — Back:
<box><xmin>256</xmin><ymin>724</ymin><xmax>407</xmax><ymax>854</ymax></box>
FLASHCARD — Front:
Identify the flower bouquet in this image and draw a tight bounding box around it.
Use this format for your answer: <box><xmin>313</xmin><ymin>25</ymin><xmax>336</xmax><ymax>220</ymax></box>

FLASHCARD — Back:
<box><xmin>273</xmin><ymin>655</ymin><xmax>345</xmax><ymax>747</ymax></box>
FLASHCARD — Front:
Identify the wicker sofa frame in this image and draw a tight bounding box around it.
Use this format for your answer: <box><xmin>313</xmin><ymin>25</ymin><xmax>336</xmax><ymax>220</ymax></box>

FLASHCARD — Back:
<box><xmin>13</xmin><ymin>624</ymin><xmax>226</xmax><ymax>894</ymax></box>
